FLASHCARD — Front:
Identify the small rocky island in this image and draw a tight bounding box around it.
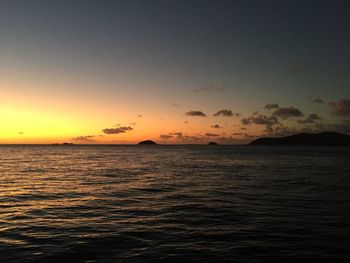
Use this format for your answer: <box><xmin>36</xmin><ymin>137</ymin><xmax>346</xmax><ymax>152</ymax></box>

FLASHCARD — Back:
<box><xmin>208</xmin><ymin>142</ymin><xmax>218</xmax><ymax>145</ymax></box>
<box><xmin>250</xmin><ymin>131</ymin><xmax>350</xmax><ymax>146</ymax></box>
<box><xmin>138</xmin><ymin>140</ymin><xmax>157</xmax><ymax>145</ymax></box>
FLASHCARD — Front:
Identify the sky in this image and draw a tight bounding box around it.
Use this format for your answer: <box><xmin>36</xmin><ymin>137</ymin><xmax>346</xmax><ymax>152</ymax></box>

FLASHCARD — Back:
<box><xmin>1</xmin><ymin>0</ymin><xmax>350</xmax><ymax>144</ymax></box>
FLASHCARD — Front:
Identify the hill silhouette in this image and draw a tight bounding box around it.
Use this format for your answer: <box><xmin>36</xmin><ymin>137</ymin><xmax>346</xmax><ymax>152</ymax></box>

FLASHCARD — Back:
<box><xmin>138</xmin><ymin>140</ymin><xmax>157</xmax><ymax>145</ymax></box>
<box><xmin>250</xmin><ymin>132</ymin><xmax>350</xmax><ymax>146</ymax></box>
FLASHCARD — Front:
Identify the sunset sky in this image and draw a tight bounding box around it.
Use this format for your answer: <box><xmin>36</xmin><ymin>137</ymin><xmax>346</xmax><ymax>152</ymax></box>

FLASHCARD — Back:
<box><xmin>1</xmin><ymin>0</ymin><xmax>350</xmax><ymax>144</ymax></box>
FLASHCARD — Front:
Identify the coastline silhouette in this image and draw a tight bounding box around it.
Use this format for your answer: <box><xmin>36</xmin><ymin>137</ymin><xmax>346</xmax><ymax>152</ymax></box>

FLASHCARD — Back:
<box><xmin>250</xmin><ymin>131</ymin><xmax>350</xmax><ymax>146</ymax></box>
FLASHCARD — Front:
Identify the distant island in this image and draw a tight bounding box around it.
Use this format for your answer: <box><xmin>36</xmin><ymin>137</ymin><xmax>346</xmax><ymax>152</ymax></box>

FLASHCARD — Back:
<box><xmin>208</xmin><ymin>142</ymin><xmax>218</xmax><ymax>145</ymax></box>
<box><xmin>138</xmin><ymin>140</ymin><xmax>157</xmax><ymax>145</ymax></box>
<box><xmin>250</xmin><ymin>131</ymin><xmax>350</xmax><ymax>146</ymax></box>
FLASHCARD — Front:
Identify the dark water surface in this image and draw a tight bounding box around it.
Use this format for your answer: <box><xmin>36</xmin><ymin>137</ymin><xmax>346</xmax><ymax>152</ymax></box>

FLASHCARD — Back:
<box><xmin>0</xmin><ymin>145</ymin><xmax>349</xmax><ymax>262</ymax></box>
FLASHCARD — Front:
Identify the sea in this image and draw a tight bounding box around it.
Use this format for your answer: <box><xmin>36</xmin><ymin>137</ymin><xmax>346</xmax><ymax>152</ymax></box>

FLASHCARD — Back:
<box><xmin>0</xmin><ymin>145</ymin><xmax>349</xmax><ymax>262</ymax></box>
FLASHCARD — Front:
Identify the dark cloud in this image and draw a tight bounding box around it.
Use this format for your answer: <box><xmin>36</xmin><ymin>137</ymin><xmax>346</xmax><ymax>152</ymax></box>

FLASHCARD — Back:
<box><xmin>210</xmin><ymin>124</ymin><xmax>221</xmax><ymax>128</ymax></box>
<box><xmin>297</xmin><ymin>113</ymin><xmax>322</xmax><ymax>124</ymax></box>
<box><xmin>129</xmin><ymin>122</ymin><xmax>136</xmax><ymax>126</ymax></box>
<box><xmin>329</xmin><ymin>99</ymin><xmax>350</xmax><ymax>117</ymax></box>
<box><xmin>160</xmin><ymin>134</ymin><xmax>173</xmax><ymax>139</ymax></box>
<box><xmin>240</xmin><ymin>127</ymin><xmax>247</xmax><ymax>130</ymax></box>
<box><xmin>172</xmin><ymin>103</ymin><xmax>179</xmax><ymax>107</ymax></box>
<box><xmin>205</xmin><ymin>133</ymin><xmax>220</xmax><ymax>137</ymax></box>
<box><xmin>213</xmin><ymin>109</ymin><xmax>233</xmax><ymax>117</ymax></box>
<box><xmin>184</xmin><ymin>121</ymin><xmax>189</xmax><ymax>124</ymax></box>
<box><xmin>185</xmin><ymin>110</ymin><xmax>206</xmax><ymax>117</ymax></box>
<box><xmin>102</xmin><ymin>126</ymin><xmax>133</xmax><ymax>134</ymax></box>
<box><xmin>18</xmin><ymin>132</ymin><xmax>24</xmax><ymax>135</ymax></box>
<box><xmin>307</xmin><ymin>96</ymin><xmax>324</xmax><ymax>104</ymax></box>
<box><xmin>72</xmin><ymin>135</ymin><xmax>96</xmax><ymax>143</ymax></box>
<box><xmin>272</xmin><ymin>107</ymin><xmax>304</xmax><ymax>119</ymax></box>
<box><xmin>137</xmin><ymin>114</ymin><xmax>143</xmax><ymax>118</ymax></box>
<box><xmin>194</xmin><ymin>84</ymin><xmax>226</xmax><ymax>93</ymax></box>
<box><xmin>232</xmin><ymin>132</ymin><xmax>243</xmax><ymax>136</ymax></box>
<box><xmin>265</xmin><ymin>103</ymin><xmax>279</xmax><ymax>110</ymax></box>
<box><xmin>241</xmin><ymin>114</ymin><xmax>279</xmax><ymax>126</ymax></box>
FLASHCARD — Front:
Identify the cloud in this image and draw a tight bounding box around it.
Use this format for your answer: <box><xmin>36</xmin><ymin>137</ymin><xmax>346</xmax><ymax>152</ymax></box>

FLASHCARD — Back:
<box><xmin>265</xmin><ymin>103</ymin><xmax>279</xmax><ymax>110</ymax></box>
<box><xmin>332</xmin><ymin>120</ymin><xmax>350</xmax><ymax>133</ymax></box>
<box><xmin>170</xmin><ymin>132</ymin><xmax>183</xmax><ymax>136</ymax></box>
<box><xmin>243</xmin><ymin>133</ymin><xmax>257</xmax><ymax>138</ymax></box>
<box><xmin>271</xmin><ymin>125</ymin><xmax>298</xmax><ymax>137</ymax></box>
<box><xmin>241</xmin><ymin>114</ymin><xmax>279</xmax><ymax>126</ymax></box>
<box><xmin>210</xmin><ymin>124</ymin><xmax>221</xmax><ymax>128</ymax></box>
<box><xmin>172</xmin><ymin>103</ymin><xmax>179</xmax><ymax>107</ymax></box>
<box><xmin>213</xmin><ymin>109</ymin><xmax>233</xmax><ymax>117</ymax></box>
<box><xmin>72</xmin><ymin>135</ymin><xmax>96</xmax><ymax>143</ymax></box>
<box><xmin>205</xmin><ymin>133</ymin><xmax>219</xmax><ymax>137</ymax></box>
<box><xmin>184</xmin><ymin>121</ymin><xmax>189</xmax><ymax>124</ymax></box>
<box><xmin>160</xmin><ymin>134</ymin><xmax>173</xmax><ymax>139</ymax></box>
<box><xmin>272</xmin><ymin>107</ymin><xmax>304</xmax><ymax>119</ymax></box>
<box><xmin>102</xmin><ymin>126</ymin><xmax>133</xmax><ymax>134</ymax></box>
<box><xmin>329</xmin><ymin>99</ymin><xmax>350</xmax><ymax>117</ymax></box>
<box><xmin>18</xmin><ymin>132</ymin><xmax>24</xmax><ymax>135</ymax></box>
<box><xmin>297</xmin><ymin>113</ymin><xmax>322</xmax><ymax>124</ymax></box>
<box><xmin>185</xmin><ymin>110</ymin><xmax>206</xmax><ymax>117</ymax></box>
<box><xmin>129</xmin><ymin>122</ymin><xmax>136</xmax><ymax>126</ymax></box>
<box><xmin>194</xmin><ymin>84</ymin><xmax>226</xmax><ymax>93</ymax></box>
<box><xmin>307</xmin><ymin>96</ymin><xmax>324</xmax><ymax>104</ymax></box>
<box><xmin>137</xmin><ymin>114</ymin><xmax>143</xmax><ymax>118</ymax></box>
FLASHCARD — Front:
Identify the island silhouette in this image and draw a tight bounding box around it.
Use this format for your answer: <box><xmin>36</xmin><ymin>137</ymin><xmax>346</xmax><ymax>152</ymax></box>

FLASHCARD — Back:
<box><xmin>250</xmin><ymin>131</ymin><xmax>350</xmax><ymax>146</ymax></box>
<box><xmin>138</xmin><ymin>140</ymin><xmax>157</xmax><ymax>145</ymax></box>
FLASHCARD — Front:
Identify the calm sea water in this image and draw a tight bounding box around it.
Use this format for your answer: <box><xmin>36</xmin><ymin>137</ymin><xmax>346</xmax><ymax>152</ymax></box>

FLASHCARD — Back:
<box><xmin>0</xmin><ymin>145</ymin><xmax>349</xmax><ymax>262</ymax></box>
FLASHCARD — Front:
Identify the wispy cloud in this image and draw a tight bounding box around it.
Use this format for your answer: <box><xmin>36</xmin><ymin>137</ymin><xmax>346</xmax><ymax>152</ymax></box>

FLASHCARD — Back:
<box><xmin>241</xmin><ymin>114</ymin><xmax>279</xmax><ymax>126</ymax></box>
<box><xmin>213</xmin><ymin>109</ymin><xmax>233</xmax><ymax>117</ymax></box>
<box><xmin>102</xmin><ymin>126</ymin><xmax>133</xmax><ymax>134</ymax></box>
<box><xmin>194</xmin><ymin>84</ymin><xmax>226</xmax><ymax>93</ymax></box>
<box><xmin>185</xmin><ymin>110</ymin><xmax>206</xmax><ymax>117</ymax></box>
<box><xmin>289</xmin><ymin>63</ymin><xmax>307</xmax><ymax>74</ymax></box>
<box><xmin>297</xmin><ymin>113</ymin><xmax>322</xmax><ymax>124</ymax></box>
<box><xmin>205</xmin><ymin>133</ymin><xmax>219</xmax><ymax>137</ymax></box>
<box><xmin>72</xmin><ymin>135</ymin><xmax>96</xmax><ymax>143</ymax></box>
<box><xmin>160</xmin><ymin>134</ymin><xmax>173</xmax><ymax>139</ymax></box>
<box><xmin>307</xmin><ymin>96</ymin><xmax>324</xmax><ymax>104</ymax></box>
<box><xmin>264</xmin><ymin>103</ymin><xmax>279</xmax><ymax>110</ymax></box>
<box><xmin>329</xmin><ymin>99</ymin><xmax>350</xmax><ymax>117</ymax></box>
<box><xmin>272</xmin><ymin>107</ymin><xmax>304</xmax><ymax>119</ymax></box>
